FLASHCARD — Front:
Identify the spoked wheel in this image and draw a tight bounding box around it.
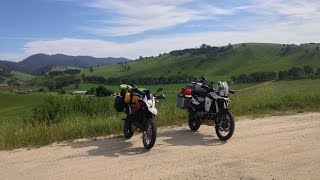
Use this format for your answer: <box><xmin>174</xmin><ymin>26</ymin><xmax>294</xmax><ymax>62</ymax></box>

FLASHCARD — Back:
<box><xmin>124</xmin><ymin>119</ymin><xmax>134</xmax><ymax>139</ymax></box>
<box><xmin>188</xmin><ymin>112</ymin><xmax>201</xmax><ymax>131</ymax></box>
<box><xmin>215</xmin><ymin>110</ymin><xmax>235</xmax><ymax>141</ymax></box>
<box><xmin>142</xmin><ymin>118</ymin><xmax>157</xmax><ymax>150</ymax></box>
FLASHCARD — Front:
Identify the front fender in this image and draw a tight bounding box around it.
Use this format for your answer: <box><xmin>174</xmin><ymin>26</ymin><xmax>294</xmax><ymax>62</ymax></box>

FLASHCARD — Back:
<box><xmin>148</xmin><ymin>106</ymin><xmax>157</xmax><ymax>115</ymax></box>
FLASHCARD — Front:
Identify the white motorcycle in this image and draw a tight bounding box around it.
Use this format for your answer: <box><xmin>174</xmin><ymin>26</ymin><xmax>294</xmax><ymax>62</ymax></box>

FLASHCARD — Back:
<box><xmin>114</xmin><ymin>84</ymin><xmax>165</xmax><ymax>150</ymax></box>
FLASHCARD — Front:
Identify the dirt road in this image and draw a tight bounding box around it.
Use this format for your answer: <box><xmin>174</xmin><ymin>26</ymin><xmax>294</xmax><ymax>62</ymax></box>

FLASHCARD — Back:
<box><xmin>1</xmin><ymin>113</ymin><xmax>320</xmax><ymax>180</ymax></box>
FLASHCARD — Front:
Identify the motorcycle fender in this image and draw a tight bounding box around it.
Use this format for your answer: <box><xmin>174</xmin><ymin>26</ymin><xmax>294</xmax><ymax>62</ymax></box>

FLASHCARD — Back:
<box><xmin>148</xmin><ymin>106</ymin><xmax>157</xmax><ymax>115</ymax></box>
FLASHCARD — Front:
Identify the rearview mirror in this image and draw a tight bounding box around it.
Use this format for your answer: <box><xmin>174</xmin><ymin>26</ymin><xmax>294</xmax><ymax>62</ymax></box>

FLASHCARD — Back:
<box><xmin>156</xmin><ymin>88</ymin><xmax>163</xmax><ymax>93</ymax></box>
<box><xmin>201</xmin><ymin>75</ymin><xmax>208</xmax><ymax>82</ymax></box>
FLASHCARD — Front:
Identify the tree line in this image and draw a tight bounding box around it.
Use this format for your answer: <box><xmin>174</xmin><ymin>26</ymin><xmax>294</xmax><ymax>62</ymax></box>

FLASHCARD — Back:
<box><xmin>0</xmin><ymin>68</ymin><xmax>12</xmax><ymax>83</ymax></box>
<box><xmin>169</xmin><ymin>43</ymin><xmax>233</xmax><ymax>57</ymax></box>
<box><xmin>47</xmin><ymin>69</ymin><xmax>81</xmax><ymax>78</ymax></box>
<box><xmin>83</xmin><ymin>74</ymin><xmax>197</xmax><ymax>85</ymax></box>
<box><xmin>231</xmin><ymin>65</ymin><xmax>320</xmax><ymax>83</ymax></box>
<box><xmin>47</xmin><ymin>75</ymin><xmax>81</xmax><ymax>91</ymax></box>
<box><xmin>85</xmin><ymin>86</ymin><xmax>114</xmax><ymax>97</ymax></box>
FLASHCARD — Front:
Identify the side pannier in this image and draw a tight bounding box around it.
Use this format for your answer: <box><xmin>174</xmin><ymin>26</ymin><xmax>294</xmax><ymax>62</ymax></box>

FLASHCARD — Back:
<box><xmin>114</xmin><ymin>95</ymin><xmax>125</xmax><ymax>112</ymax></box>
<box><xmin>177</xmin><ymin>88</ymin><xmax>192</xmax><ymax>109</ymax></box>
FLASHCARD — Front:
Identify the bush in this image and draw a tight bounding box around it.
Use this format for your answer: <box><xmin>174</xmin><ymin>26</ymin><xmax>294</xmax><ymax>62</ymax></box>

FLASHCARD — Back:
<box><xmin>96</xmin><ymin>86</ymin><xmax>112</xmax><ymax>97</ymax></box>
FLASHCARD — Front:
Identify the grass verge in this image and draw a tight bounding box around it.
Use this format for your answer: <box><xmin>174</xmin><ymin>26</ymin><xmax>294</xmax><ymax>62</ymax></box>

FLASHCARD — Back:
<box><xmin>0</xmin><ymin>79</ymin><xmax>320</xmax><ymax>150</ymax></box>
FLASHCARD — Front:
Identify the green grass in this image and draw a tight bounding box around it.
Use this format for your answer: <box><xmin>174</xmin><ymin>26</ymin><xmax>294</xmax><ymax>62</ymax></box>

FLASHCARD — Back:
<box><xmin>0</xmin><ymin>93</ymin><xmax>44</xmax><ymax>118</ymax></box>
<box><xmin>1</xmin><ymin>79</ymin><xmax>320</xmax><ymax>150</ymax></box>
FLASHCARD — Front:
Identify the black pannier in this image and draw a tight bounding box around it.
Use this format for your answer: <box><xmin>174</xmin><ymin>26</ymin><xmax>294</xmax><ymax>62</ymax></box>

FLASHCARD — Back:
<box><xmin>187</xmin><ymin>82</ymin><xmax>206</xmax><ymax>96</ymax></box>
<box><xmin>177</xmin><ymin>94</ymin><xmax>191</xmax><ymax>109</ymax></box>
<box><xmin>114</xmin><ymin>96</ymin><xmax>125</xmax><ymax>112</ymax></box>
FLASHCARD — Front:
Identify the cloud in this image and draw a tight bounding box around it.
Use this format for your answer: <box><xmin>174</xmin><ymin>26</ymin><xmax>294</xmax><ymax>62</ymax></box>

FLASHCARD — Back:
<box><xmin>248</xmin><ymin>0</ymin><xmax>320</xmax><ymax>20</ymax></box>
<box><xmin>77</xmin><ymin>0</ymin><xmax>236</xmax><ymax>36</ymax></box>
<box><xmin>22</xmin><ymin>18</ymin><xmax>320</xmax><ymax>60</ymax></box>
<box><xmin>2</xmin><ymin>0</ymin><xmax>320</xmax><ymax>61</ymax></box>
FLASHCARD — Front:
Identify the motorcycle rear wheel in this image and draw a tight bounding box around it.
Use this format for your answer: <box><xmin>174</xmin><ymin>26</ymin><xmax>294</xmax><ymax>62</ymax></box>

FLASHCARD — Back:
<box><xmin>188</xmin><ymin>112</ymin><xmax>201</xmax><ymax>131</ymax></box>
<box><xmin>215</xmin><ymin>110</ymin><xmax>235</xmax><ymax>141</ymax></box>
<box><xmin>142</xmin><ymin>118</ymin><xmax>157</xmax><ymax>150</ymax></box>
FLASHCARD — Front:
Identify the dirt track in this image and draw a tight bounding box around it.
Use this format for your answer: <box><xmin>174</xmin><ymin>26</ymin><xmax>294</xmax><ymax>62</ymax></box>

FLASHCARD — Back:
<box><xmin>1</xmin><ymin>113</ymin><xmax>320</xmax><ymax>180</ymax></box>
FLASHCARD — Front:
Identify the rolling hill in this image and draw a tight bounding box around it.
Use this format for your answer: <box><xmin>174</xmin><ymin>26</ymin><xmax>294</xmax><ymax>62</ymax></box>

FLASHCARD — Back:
<box><xmin>81</xmin><ymin>43</ymin><xmax>320</xmax><ymax>82</ymax></box>
<box><xmin>25</xmin><ymin>43</ymin><xmax>320</xmax><ymax>88</ymax></box>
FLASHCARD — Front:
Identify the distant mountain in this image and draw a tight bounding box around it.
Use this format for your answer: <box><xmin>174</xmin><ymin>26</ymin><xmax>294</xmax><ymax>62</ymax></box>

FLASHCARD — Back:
<box><xmin>0</xmin><ymin>54</ymin><xmax>130</xmax><ymax>75</ymax></box>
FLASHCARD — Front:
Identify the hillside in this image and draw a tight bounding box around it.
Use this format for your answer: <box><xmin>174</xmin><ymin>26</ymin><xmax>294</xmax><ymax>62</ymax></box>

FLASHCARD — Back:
<box><xmin>0</xmin><ymin>54</ymin><xmax>130</xmax><ymax>75</ymax></box>
<box><xmin>82</xmin><ymin>43</ymin><xmax>320</xmax><ymax>82</ymax></box>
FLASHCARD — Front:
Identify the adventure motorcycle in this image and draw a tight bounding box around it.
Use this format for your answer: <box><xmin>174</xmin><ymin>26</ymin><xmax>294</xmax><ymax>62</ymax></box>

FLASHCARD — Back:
<box><xmin>114</xmin><ymin>84</ymin><xmax>165</xmax><ymax>150</ymax></box>
<box><xmin>177</xmin><ymin>76</ymin><xmax>235</xmax><ymax>141</ymax></box>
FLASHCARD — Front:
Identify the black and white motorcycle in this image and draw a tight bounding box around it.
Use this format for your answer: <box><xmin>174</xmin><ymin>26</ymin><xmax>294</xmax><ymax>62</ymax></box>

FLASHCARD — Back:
<box><xmin>177</xmin><ymin>76</ymin><xmax>235</xmax><ymax>141</ymax></box>
<box><xmin>114</xmin><ymin>84</ymin><xmax>165</xmax><ymax>150</ymax></box>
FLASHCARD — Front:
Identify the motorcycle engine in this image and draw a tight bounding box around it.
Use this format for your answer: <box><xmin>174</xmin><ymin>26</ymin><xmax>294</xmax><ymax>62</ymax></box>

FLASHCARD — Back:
<box><xmin>195</xmin><ymin>111</ymin><xmax>206</xmax><ymax>120</ymax></box>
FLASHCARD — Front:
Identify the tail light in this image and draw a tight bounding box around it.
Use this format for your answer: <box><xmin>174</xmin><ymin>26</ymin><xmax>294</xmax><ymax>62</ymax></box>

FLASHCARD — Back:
<box><xmin>180</xmin><ymin>88</ymin><xmax>192</xmax><ymax>97</ymax></box>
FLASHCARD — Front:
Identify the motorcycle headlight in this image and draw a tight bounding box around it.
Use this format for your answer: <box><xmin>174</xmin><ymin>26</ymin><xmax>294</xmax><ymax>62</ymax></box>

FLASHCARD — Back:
<box><xmin>219</xmin><ymin>91</ymin><xmax>225</xmax><ymax>96</ymax></box>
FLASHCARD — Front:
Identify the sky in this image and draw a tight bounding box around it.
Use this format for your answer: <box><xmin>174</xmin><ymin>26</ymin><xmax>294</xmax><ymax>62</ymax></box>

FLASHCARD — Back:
<box><xmin>0</xmin><ymin>0</ymin><xmax>320</xmax><ymax>62</ymax></box>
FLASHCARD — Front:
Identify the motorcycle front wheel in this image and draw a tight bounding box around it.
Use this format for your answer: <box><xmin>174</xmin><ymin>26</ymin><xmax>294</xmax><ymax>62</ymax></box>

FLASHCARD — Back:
<box><xmin>124</xmin><ymin>119</ymin><xmax>134</xmax><ymax>139</ymax></box>
<box><xmin>215</xmin><ymin>110</ymin><xmax>235</xmax><ymax>141</ymax></box>
<box><xmin>142</xmin><ymin>118</ymin><xmax>157</xmax><ymax>150</ymax></box>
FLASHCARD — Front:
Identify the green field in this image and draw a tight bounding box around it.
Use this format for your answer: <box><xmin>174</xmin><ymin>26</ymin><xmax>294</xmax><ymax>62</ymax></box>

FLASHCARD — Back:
<box><xmin>1</xmin><ymin>79</ymin><xmax>320</xmax><ymax>150</ymax></box>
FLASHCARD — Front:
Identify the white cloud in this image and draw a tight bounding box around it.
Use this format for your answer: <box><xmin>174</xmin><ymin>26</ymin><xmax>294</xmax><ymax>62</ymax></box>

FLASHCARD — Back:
<box><xmin>2</xmin><ymin>0</ymin><xmax>320</xmax><ymax>61</ymax></box>
<box><xmin>249</xmin><ymin>0</ymin><xmax>320</xmax><ymax>19</ymax></box>
<box><xmin>78</xmin><ymin>0</ymin><xmax>236</xmax><ymax>36</ymax></box>
<box><xmin>22</xmin><ymin>18</ymin><xmax>320</xmax><ymax>60</ymax></box>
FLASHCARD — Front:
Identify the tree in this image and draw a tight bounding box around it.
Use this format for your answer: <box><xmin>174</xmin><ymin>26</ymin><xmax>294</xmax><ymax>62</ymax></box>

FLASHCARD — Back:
<box><xmin>200</xmin><ymin>43</ymin><xmax>210</xmax><ymax>49</ymax></box>
<box><xmin>96</xmin><ymin>86</ymin><xmax>111</xmax><ymax>97</ymax></box>
<box><xmin>48</xmin><ymin>83</ymin><xmax>55</xmax><ymax>91</ymax></box>
<box><xmin>288</xmin><ymin>67</ymin><xmax>304</xmax><ymax>79</ymax></box>
<box><xmin>316</xmin><ymin>68</ymin><xmax>320</xmax><ymax>78</ymax></box>
<box><xmin>237</xmin><ymin>74</ymin><xmax>249</xmax><ymax>83</ymax></box>
<box><xmin>74</xmin><ymin>79</ymin><xmax>81</xmax><ymax>89</ymax></box>
<box><xmin>86</xmin><ymin>87</ymin><xmax>96</xmax><ymax>95</ymax></box>
<box><xmin>230</xmin><ymin>76</ymin><xmax>237</xmax><ymax>83</ymax></box>
<box><xmin>7</xmin><ymin>79</ymin><xmax>19</xmax><ymax>86</ymax></box>
<box><xmin>0</xmin><ymin>76</ymin><xmax>5</xmax><ymax>83</ymax></box>
<box><xmin>304</xmin><ymin>65</ymin><xmax>314</xmax><ymax>77</ymax></box>
<box><xmin>89</xmin><ymin>67</ymin><xmax>94</xmax><ymax>73</ymax></box>
<box><xmin>227</xmin><ymin>43</ymin><xmax>233</xmax><ymax>50</ymax></box>
<box><xmin>278</xmin><ymin>71</ymin><xmax>289</xmax><ymax>80</ymax></box>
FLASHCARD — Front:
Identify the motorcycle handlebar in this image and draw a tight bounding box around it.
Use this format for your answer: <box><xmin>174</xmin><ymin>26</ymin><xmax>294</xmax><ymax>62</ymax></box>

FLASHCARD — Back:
<box><xmin>155</xmin><ymin>94</ymin><xmax>166</xmax><ymax>100</ymax></box>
